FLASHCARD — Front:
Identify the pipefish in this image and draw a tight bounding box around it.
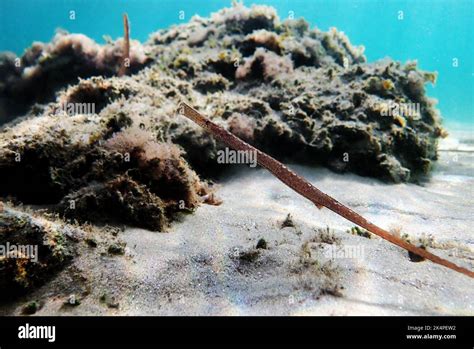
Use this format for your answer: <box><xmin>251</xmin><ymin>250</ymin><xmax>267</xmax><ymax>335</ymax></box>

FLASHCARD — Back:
<box><xmin>178</xmin><ymin>102</ymin><xmax>474</xmax><ymax>279</ymax></box>
<box><xmin>118</xmin><ymin>13</ymin><xmax>130</xmax><ymax>77</ymax></box>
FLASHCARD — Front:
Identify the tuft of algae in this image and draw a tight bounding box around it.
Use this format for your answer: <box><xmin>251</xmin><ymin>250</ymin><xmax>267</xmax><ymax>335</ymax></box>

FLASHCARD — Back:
<box><xmin>0</xmin><ymin>3</ymin><xmax>446</xmax><ymax>234</ymax></box>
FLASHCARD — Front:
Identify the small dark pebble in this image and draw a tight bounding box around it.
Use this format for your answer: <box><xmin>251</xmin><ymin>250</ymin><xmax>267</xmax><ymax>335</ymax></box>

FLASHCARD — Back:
<box><xmin>85</xmin><ymin>238</ymin><xmax>97</xmax><ymax>248</ymax></box>
<box><xmin>408</xmin><ymin>245</ymin><xmax>426</xmax><ymax>262</ymax></box>
<box><xmin>21</xmin><ymin>301</ymin><xmax>40</xmax><ymax>315</ymax></box>
<box><xmin>256</xmin><ymin>238</ymin><xmax>267</xmax><ymax>249</ymax></box>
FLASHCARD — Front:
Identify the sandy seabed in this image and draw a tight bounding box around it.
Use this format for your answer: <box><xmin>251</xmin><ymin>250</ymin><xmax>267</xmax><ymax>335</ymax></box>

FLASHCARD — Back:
<box><xmin>1</xmin><ymin>129</ymin><xmax>472</xmax><ymax>316</ymax></box>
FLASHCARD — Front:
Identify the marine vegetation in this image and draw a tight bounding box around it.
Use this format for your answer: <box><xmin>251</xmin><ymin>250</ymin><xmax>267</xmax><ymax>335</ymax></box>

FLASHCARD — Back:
<box><xmin>0</xmin><ymin>3</ymin><xmax>445</xmax><ymax>186</ymax></box>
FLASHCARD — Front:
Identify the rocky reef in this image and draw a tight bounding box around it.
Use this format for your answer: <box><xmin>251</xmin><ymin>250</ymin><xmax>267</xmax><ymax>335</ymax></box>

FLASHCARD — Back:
<box><xmin>0</xmin><ymin>4</ymin><xmax>471</xmax><ymax>314</ymax></box>
<box><xmin>0</xmin><ymin>3</ymin><xmax>445</xmax><ymax>233</ymax></box>
<box><xmin>0</xmin><ymin>206</ymin><xmax>74</xmax><ymax>297</ymax></box>
<box><xmin>0</xmin><ymin>31</ymin><xmax>149</xmax><ymax>122</ymax></box>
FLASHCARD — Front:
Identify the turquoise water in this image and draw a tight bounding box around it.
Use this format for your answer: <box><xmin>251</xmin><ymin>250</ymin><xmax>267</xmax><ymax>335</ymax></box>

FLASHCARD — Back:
<box><xmin>0</xmin><ymin>0</ymin><xmax>472</xmax><ymax>125</ymax></box>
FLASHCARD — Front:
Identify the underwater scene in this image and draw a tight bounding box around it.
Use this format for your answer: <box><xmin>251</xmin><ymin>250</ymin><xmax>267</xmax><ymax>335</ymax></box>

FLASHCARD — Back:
<box><xmin>0</xmin><ymin>0</ymin><xmax>473</xmax><ymax>322</ymax></box>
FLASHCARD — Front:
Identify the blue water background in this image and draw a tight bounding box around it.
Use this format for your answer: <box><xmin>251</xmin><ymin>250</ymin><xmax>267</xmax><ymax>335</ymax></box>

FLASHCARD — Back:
<box><xmin>0</xmin><ymin>0</ymin><xmax>472</xmax><ymax>126</ymax></box>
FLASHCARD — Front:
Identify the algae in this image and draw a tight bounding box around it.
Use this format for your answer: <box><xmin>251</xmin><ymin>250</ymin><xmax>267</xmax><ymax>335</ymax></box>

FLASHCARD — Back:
<box><xmin>0</xmin><ymin>3</ymin><xmax>446</xmax><ymax>235</ymax></box>
<box><xmin>0</xmin><ymin>207</ymin><xmax>74</xmax><ymax>297</ymax></box>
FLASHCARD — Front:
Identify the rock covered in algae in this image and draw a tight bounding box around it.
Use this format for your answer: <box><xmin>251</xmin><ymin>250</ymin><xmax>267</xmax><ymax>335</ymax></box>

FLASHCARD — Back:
<box><xmin>0</xmin><ymin>102</ymin><xmax>212</xmax><ymax>231</ymax></box>
<box><xmin>0</xmin><ymin>4</ymin><xmax>446</xmax><ymax>230</ymax></box>
<box><xmin>0</xmin><ymin>206</ymin><xmax>75</xmax><ymax>296</ymax></box>
<box><xmin>0</xmin><ymin>31</ymin><xmax>150</xmax><ymax>123</ymax></box>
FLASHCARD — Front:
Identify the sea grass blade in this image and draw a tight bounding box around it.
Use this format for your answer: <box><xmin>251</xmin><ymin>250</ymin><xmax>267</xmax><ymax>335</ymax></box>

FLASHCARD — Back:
<box><xmin>178</xmin><ymin>102</ymin><xmax>474</xmax><ymax>279</ymax></box>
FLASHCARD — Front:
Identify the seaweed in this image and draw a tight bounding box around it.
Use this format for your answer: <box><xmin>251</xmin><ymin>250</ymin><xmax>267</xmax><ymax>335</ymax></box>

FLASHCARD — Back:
<box><xmin>290</xmin><ymin>238</ymin><xmax>342</xmax><ymax>297</ymax></box>
<box><xmin>1</xmin><ymin>4</ymin><xmax>445</xmax><ymax>184</ymax></box>
<box><xmin>236</xmin><ymin>47</ymin><xmax>293</xmax><ymax>81</ymax></box>
<box><xmin>348</xmin><ymin>226</ymin><xmax>372</xmax><ymax>239</ymax></box>
<box><xmin>0</xmin><ymin>120</ymin><xmax>213</xmax><ymax>231</ymax></box>
<box><xmin>21</xmin><ymin>300</ymin><xmax>41</xmax><ymax>315</ymax></box>
<box><xmin>0</xmin><ymin>4</ymin><xmax>452</xmax><ymax>236</ymax></box>
<box><xmin>280</xmin><ymin>213</ymin><xmax>296</xmax><ymax>229</ymax></box>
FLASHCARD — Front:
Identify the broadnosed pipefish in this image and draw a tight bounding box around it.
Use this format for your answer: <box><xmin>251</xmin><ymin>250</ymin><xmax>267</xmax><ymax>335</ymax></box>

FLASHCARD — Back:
<box><xmin>178</xmin><ymin>102</ymin><xmax>474</xmax><ymax>279</ymax></box>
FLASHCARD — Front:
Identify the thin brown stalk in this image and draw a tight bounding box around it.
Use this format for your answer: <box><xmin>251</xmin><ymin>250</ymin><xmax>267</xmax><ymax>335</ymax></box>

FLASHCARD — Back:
<box><xmin>178</xmin><ymin>102</ymin><xmax>474</xmax><ymax>279</ymax></box>
<box><xmin>118</xmin><ymin>13</ymin><xmax>130</xmax><ymax>77</ymax></box>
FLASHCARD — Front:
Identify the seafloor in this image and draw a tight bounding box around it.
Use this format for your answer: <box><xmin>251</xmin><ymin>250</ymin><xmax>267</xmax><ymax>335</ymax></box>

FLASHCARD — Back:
<box><xmin>0</xmin><ymin>4</ymin><xmax>472</xmax><ymax>315</ymax></box>
<box><xmin>0</xmin><ymin>130</ymin><xmax>472</xmax><ymax>316</ymax></box>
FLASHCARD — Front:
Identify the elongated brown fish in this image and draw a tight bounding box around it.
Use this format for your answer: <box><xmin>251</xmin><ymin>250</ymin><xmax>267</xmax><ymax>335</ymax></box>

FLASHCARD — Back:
<box><xmin>178</xmin><ymin>102</ymin><xmax>473</xmax><ymax>279</ymax></box>
<box><xmin>118</xmin><ymin>13</ymin><xmax>130</xmax><ymax>77</ymax></box>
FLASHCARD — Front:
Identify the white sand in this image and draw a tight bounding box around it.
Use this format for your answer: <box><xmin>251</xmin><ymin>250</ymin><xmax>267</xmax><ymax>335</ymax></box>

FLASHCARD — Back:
<box><xmin>2</xmin><ymin>134</ymin><xmax>473</xmax><ymax>316</ymax></box>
